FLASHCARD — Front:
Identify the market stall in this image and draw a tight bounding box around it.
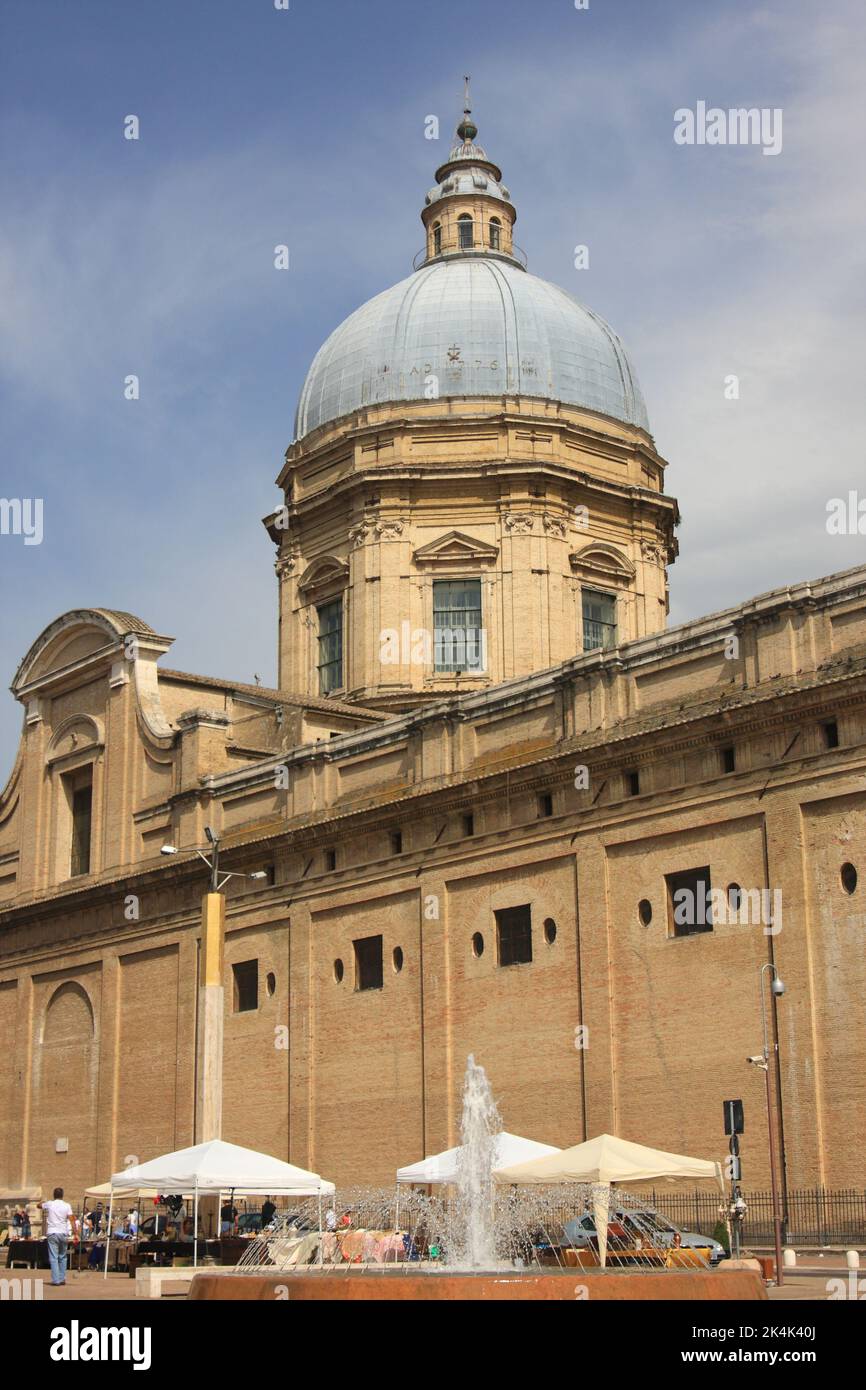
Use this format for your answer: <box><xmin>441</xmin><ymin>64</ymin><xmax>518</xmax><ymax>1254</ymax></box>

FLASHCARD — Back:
<box><xmin>396</xmin><ymin>1131</ymin><xmax>560</xmax><ymax>1185</ymax></box>
<box><xmin>494</xmin><ymin>1132</ymin><xmax>724</xmax><ymax>1267</ymax></box>
<box><xmin>105</xmin><ymin>1139</ymin><xmax>334</xmax><ymax>1275</ymax></box>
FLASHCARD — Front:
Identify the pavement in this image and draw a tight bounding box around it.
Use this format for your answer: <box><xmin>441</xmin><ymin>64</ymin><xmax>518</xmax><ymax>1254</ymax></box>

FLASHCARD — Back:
<box><xmin>4</xmin><ymin>1253</ymin><xmax>859</xmax><ymax>1302</ymax></box>
<box><xmin>6</xmin><ymin>1271</ymin><xmax>155</xmax><ymax>1301</ymax></box>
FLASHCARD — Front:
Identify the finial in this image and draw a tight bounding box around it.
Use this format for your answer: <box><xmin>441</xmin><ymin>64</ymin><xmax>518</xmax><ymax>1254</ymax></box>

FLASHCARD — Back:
<box><xmin>456</xmin><ymin>74</ymin><xmax>477</xmax><ymax>144</ymax></box>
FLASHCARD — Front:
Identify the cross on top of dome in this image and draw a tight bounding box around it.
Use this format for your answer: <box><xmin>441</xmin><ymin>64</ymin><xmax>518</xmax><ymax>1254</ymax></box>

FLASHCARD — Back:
<box><xmin>454</xmin><ymin>75</ymin><xmax>480</xmax><ymax>147</ymax></box>
<box><xmin>447</xmin><ymin>75</ymin><xmax>490</xmax><ymax>165</ymax></box>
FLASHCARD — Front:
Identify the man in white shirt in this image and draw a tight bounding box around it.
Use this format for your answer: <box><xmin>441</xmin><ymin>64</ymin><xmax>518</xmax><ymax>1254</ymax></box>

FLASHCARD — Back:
<box><xmin>41</xmin><ymin>1186</ymin><xmax>74</xmax><ymax>1286</ymax></box>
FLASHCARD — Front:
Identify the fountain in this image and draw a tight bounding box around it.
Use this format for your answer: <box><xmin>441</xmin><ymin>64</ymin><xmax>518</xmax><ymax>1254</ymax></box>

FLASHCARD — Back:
<box><xmin>189</xmin><ymin>1056</ymin><xmax>766</xmax><ymax>1301</ymax></box>
<box><xmin>450</xmin><ymin>1054</ymin><xmax>501</xmax><ymax>1270</ymax></box>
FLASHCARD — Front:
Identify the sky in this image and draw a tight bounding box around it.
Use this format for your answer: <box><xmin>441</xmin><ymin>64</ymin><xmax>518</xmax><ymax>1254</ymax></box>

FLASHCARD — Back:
<box><xmin>1</xmin><ymin>0</ymin><xmax>864</xmax><ymax>775</ymax></box>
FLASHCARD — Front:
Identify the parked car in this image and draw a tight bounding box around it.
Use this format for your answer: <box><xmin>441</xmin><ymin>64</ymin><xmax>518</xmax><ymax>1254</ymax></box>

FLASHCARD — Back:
<box><xmin>562</xmin><ymin>1207</ymin><xmax>725</xmax><ymax>1265</ymax></box>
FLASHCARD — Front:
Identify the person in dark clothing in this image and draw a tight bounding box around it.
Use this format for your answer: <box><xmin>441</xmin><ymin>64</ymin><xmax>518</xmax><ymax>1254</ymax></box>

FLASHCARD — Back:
<box><xmin>220</xmin><ymin>1201</ymin><xmax>237</xmax><ymax>1234</ymax></box>
<box><xmin>261</xmin><ymin>1198</ymin><xmax>276</xmax><ymax>1228</ymax></box>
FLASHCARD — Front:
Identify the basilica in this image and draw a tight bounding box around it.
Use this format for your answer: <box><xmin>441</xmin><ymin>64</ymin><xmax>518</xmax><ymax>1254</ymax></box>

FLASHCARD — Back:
<box><xmin>1</xmin><ymin>103</ymin><xmax>864</xmax><ymax>1210</ymax></box>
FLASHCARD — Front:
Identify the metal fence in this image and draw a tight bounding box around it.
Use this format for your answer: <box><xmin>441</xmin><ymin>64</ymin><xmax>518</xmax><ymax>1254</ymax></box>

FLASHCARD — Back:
<box><xmin>643</xmin><ymin>1187</ymin><xmax>866</xmax><ymax>1246</ymax></box>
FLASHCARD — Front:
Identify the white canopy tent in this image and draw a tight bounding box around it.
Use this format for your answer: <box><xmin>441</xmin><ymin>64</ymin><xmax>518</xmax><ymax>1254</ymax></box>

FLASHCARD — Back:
<box><xmin>104</xmin><ymin>1139</ymin><xmax>334</xmax><ymax>1274</ymax></box>
<box><xmin>494</xmin><ymin>1133</ymin><xmax>724</xmax><ymax>1268</ymax></box>
<box><xmin>397</xmin><ymin>1132</ymin><xmax>560</xmax><ymax>1185</ymax></box>
<box><xmin>85</xmin><ymin>1182</ymin><xmax>159</xmax><ymax>1201</ymax></box>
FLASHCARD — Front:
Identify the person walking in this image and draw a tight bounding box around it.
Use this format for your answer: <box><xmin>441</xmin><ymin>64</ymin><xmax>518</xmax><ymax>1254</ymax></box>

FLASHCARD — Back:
<box><xmin>42</xmin><ymin>1186</ymin><xmax>74</xmax><ymax>1286</ymax></box>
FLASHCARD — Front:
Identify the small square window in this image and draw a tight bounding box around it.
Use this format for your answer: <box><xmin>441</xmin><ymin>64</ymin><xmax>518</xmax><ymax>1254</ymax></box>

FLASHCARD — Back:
<box><xmin>496</xmin><ymin>905</ymin><xmax>532</xmax><ymax>967</ymax></box>
<box><xmin>232</xmin><ymin>960</ymin><xmax>259</xmax><ymax>1013</ymax></box>
<box><xmin>538</xmin><ymin>793</ymin><xmax>553</xmax><ymax>819</ymax></box>
<box><xmin>721</xmin><ymin>746</ymin><xmax>736</xmax><ymax>774</ymax></box>
<box><xmin>666</xmin><ymin>867</ymin><xmax>713</xmax><ymax>938</ymax></box>
<box><xmin>821</xmin><ymin>720</ymin><xmax>839</xmax><ymax>750</ymax></box>
<box><xmin>354</xmin><ymin>935</ymin><xmax>383</xmax><ymax>991</ymax></box>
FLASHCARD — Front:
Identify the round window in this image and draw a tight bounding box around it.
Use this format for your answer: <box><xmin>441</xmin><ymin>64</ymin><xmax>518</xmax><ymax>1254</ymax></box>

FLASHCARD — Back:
<box><xmin>472</xmin><ymin>932</ymin><xmax>484</xmax><ymax>958</ymax></box>
<box><xmin>333</xmin><ymin>958</ymin><xmax>344</xmax><ymax>984</ymax></box>
<box><xmin>543</xmin><ymin>918</ymin><xmax>557</xmax><ymax>945</ymax></box>
<box><xmin>392</xmin><ymin>946</ymin><xmax>404</xmax><ymax>973</ymax></box>
<box><xmin>638</xmin><ymin>899</ymin><xmax>652</xmax><ymax>927</ymax></box>
<box><xmin>841</xmin><ymin>862</ymin><xmax>858</xmax><ymax>895</ymax></box>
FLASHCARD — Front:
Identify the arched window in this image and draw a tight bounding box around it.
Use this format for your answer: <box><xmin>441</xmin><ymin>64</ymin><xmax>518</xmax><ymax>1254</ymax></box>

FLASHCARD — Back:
<box><xmin>458</xmin><ymin>214</ymin><xmax>473</xmax><ymax>249</ymax></box>
<box><xmin>432</xmin><ymin>222</ymin><xmax>442</xmax><ymax>256</ymax></box>
<box><xmin>489</xmin><ymin>217</ymin><xmax>501</xmax><ymax>250</ymax></box>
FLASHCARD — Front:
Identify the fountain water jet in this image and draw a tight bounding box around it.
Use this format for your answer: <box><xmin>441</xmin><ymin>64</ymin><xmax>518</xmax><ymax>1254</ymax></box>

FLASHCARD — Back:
<box><xmin>449</xmin><ymin>1055</ymin><xmax>501</xmax><ymax>1268</ymax></box>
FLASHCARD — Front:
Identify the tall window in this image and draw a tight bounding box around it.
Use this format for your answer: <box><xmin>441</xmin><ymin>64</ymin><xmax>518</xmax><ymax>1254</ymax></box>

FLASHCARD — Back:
<box><xmin>496</xmin><ymin>905</ymin><xmax>533</xmax><ymax>967</ymax></box>
<box><xmin>433</xmin><ymin>579</ymin><xmax>483</xmax><ymax>673</ymax></box>
<box><xmin>666</xmin><ymin>867</ymin><xmax>713</xmax><ymax>938</ymax></box>
<box><xmin>489</xmin><ymin>217</ymin><xmax>501</xmax><ymax>250</ymax></box>
<box><xmin>458</xmin><ymin>214</ymin><xmax>473</xmax><ymax>249</ymax></box>
<box><xmin>316</xmin><ymin>598</ymin><xmax>343</xmax><ymax>693</ymax></box>
<box><xmin>582</xmin><ymin>588</ymin><xmax>617</xmax><ymax>652</ymax></box>
<box><xmin>232</xmin><ymin>960</ymin><xmax>258</xmax><ymax>1013</ymax></box>
<box><xmin>69</xmin><ymin>773</ymin><xmax>93</xmax><ymax>877</ymax></box>
<box><xmin>354</xmin><ymin>935</ymin><xmax>383</xmax><ymax>992</ymax></box>
<box><xmin>432</xmin><ymin>222</ymin><xmax>442</xmax><ymax>255</ymax></box>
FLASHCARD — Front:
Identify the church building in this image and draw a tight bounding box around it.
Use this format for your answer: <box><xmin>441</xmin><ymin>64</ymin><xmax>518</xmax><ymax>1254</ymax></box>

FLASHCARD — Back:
<box><xmin>1</xmin><ymin>102</ymin><xmax>864</xmax><ymax>1211</ymax></box>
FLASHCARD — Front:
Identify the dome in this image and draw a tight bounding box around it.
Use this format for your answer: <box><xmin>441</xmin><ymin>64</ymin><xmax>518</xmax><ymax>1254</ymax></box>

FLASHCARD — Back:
<box><xmin>294</xmin><ymin>257</ymin><xmax>650</xmax><ymax>439</ymax></box>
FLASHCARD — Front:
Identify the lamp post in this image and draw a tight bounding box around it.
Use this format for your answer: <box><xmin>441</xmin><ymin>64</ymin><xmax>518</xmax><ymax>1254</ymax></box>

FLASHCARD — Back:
<box><xmin>161</xmin><ymin>825</ymin><xmax>269</xmax><ymax>895</ymax></box>
<box><xmin>161</xmin><ymin>828</ymin><xmax>268</xmax><ymax>1142</ymax></box>
<box><xmin>749</xmin><ymin>962</ymin><xmax>785</xmax><ymax>1287</ymax></box>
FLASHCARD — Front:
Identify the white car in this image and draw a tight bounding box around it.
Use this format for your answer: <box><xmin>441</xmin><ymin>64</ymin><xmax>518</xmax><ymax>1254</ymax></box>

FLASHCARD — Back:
<box><xmin>562</xmin><ymin>1208</ymin><xmax>725</xmax><ymax>1265</ymax></box>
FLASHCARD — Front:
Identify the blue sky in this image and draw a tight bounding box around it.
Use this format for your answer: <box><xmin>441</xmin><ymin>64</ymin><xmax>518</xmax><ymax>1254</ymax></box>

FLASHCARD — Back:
<box><xmin>1</xmin><ymin>0</ymin><xmax>864</xmax><ymax>774</ymax></box>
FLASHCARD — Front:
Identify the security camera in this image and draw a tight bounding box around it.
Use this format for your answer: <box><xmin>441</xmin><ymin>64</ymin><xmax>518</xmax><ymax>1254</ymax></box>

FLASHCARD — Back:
<box><xmin>747</xmin><ymin>1055</ymin><xmax>766</xmax><ymax>1066</ymax></box>
<box><xmin>771</xmin><ymin>978</ymin><xmax>785</xmax><ymax>997</ymax></box>
<box><xmin>204</xmin><ymin>825</ymin><xmax>217</xmax><ymax>845</ymax></box>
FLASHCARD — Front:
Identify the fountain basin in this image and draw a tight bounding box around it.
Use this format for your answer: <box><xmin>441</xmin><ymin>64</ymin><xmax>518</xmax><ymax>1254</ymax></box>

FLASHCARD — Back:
<box><xmin>189</xmin><ymin>1268</ymin><xmax>766</xmax><ymax>1301</ymax></box>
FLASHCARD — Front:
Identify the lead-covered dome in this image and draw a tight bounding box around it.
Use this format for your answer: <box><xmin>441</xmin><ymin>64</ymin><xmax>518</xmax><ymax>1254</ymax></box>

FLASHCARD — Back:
<box><xmin>294</xmin><ymin>96</ymin><xmax>650</xmax><ymax>441</ymax></box>
<box><xmin>295</xmin><ymin>258</ymin><xmax>648</xmax><ymax>439</ymax></box>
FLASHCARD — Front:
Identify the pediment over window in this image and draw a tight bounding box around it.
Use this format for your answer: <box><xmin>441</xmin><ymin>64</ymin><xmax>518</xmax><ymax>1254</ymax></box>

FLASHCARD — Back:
<box><xmin>413</xmin><ymin>531</ymin><xmax>499</xmax><ymax>566</ymax></box>
<box><xmin>569</xmin><ymin>542</ymin><xmax>635</xmax><ymax>583</ymax></box>
<box><xmin>297</xmin><ymin>556</ymin><xmax>350</xmax><ymax>595</ymax></box>
<box><xmin>46</xmin><ymin>715</ymin><xmax>104</xmax><ymax>766</ymax></box>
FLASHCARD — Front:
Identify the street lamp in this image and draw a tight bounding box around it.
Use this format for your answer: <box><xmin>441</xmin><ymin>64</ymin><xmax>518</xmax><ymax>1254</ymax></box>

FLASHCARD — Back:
<box><xmin>160</xmin><ymin>827</ymin><xmax>268</xmax><ymax>1147</ymax></box>
<box><xmin>748</xmin><ymin>963</ymin><xmax>786</xmax><ymax>1286</ymax></box>
<box><xmin>160</xmin><ymin>826</ymin><xmax>269</xmax><ymax>893</ymax></box>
